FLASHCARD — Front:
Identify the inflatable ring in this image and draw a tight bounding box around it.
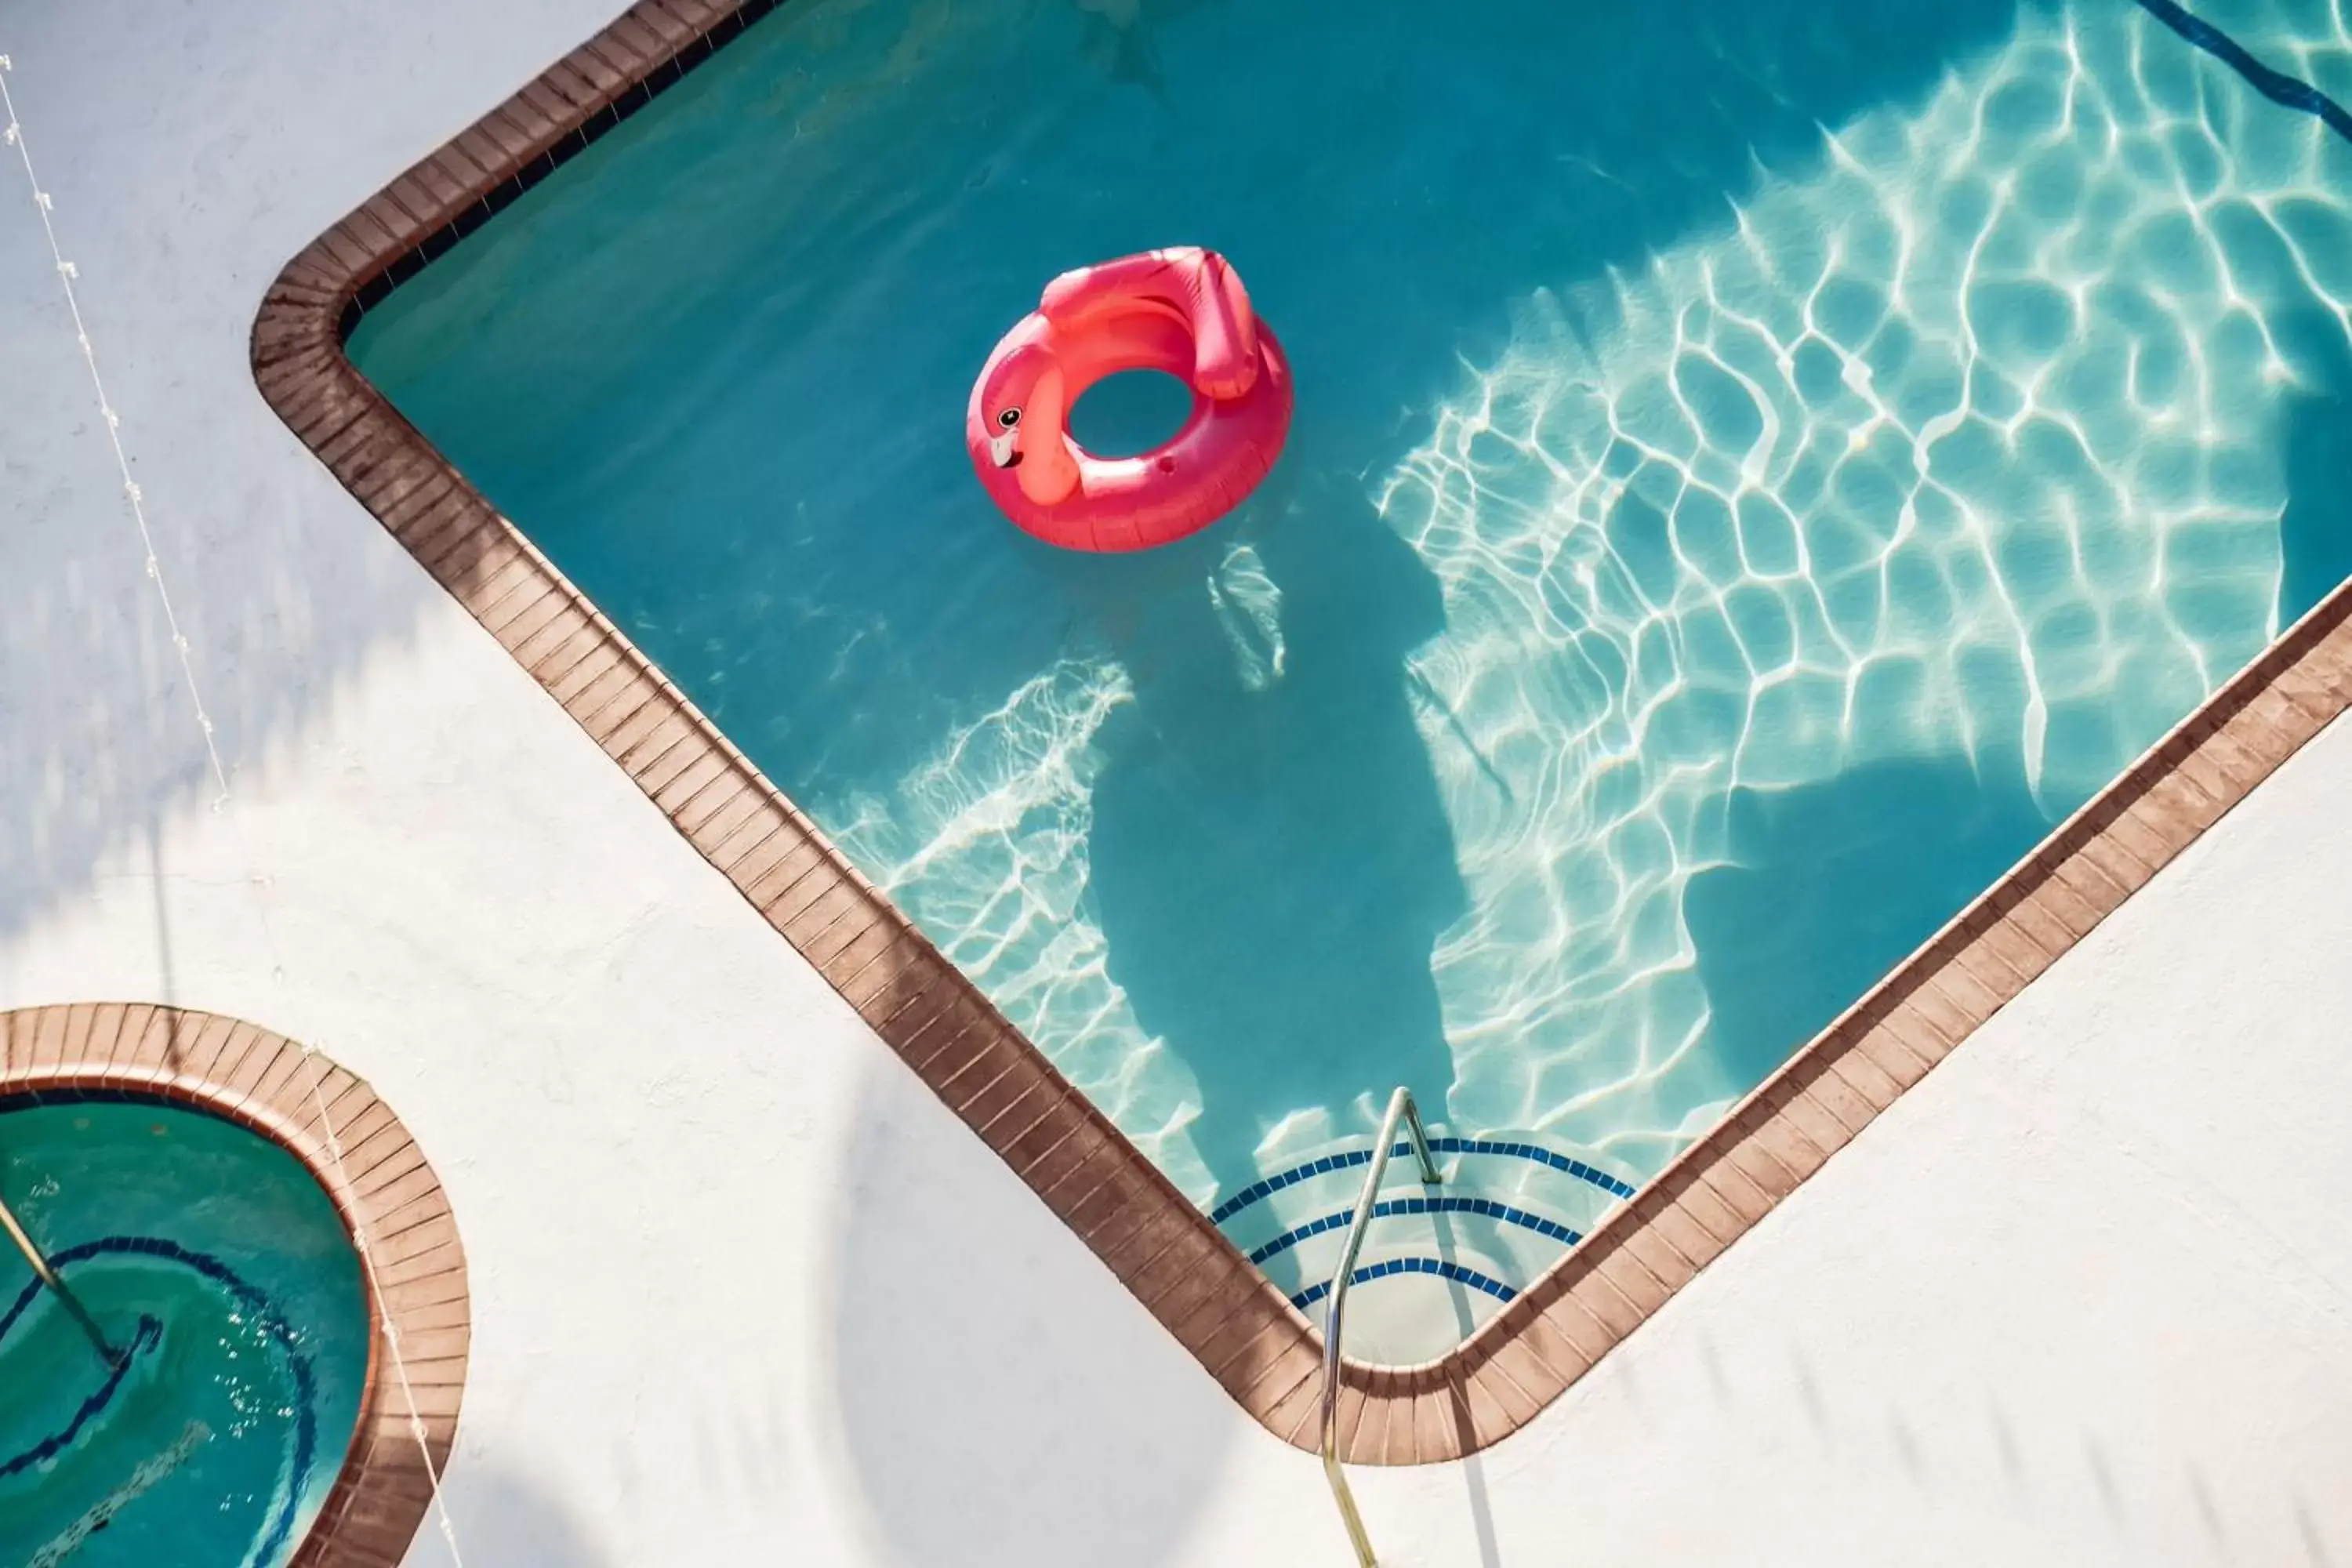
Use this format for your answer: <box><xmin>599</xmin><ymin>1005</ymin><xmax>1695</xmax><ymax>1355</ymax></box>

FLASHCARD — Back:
<box><xmin>967</xmin><ymin>247</ymin><xmax>1293</xmax><ymax>552</ymax></box>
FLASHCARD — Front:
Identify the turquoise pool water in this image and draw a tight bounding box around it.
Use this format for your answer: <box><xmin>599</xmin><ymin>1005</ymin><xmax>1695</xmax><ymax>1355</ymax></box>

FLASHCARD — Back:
<box><xmin>0</xmin><ymin>1102</ymin><xmax>368</xmax><ymax>1566</ymax></box>
<box><xmin>350</xmin><ymin>0</ymin><xmax>2352</xmax><ymax>1211</ymax></box>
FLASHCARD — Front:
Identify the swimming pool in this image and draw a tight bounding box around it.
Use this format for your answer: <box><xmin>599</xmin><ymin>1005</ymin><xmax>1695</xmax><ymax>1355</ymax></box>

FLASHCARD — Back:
<box><xmin>348</xmin><ymin>0</ymin><xmax>2352</xmax><ymax>1232</ymax></box>
<box><xmin>0</xmin><ymin>1101</ymin><xmax>368</xmax><ymax>1566</ymax></box>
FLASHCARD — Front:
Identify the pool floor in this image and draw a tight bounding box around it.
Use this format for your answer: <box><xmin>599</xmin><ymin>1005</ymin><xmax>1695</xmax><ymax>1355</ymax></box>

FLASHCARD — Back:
<box><xmin>348</xmin><ymin>0</ymin><xmax>2352</xmax><ymax>1216</ymax></box>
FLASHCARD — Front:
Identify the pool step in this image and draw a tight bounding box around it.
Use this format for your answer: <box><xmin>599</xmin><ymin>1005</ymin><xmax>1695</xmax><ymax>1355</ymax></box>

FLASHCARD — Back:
<box><xmin>1212</xmin><ymin>1129</ymin><xmax>1639</xmax><ymax>1364</ymax></box>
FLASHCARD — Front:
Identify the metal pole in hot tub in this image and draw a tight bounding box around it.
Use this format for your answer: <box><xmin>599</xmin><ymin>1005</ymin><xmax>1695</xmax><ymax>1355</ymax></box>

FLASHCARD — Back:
<box><xmin>0</xmin><ymin>1184</ymin><xmax>117</xmax><ymax>1364</ymax></box>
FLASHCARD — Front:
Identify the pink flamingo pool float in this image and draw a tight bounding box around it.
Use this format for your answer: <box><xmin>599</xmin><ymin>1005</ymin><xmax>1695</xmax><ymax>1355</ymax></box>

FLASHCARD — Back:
<box><xmin>967</xmin><ymin>247</ymin><xmax>1293</xmax><ymax>552</ymax></box>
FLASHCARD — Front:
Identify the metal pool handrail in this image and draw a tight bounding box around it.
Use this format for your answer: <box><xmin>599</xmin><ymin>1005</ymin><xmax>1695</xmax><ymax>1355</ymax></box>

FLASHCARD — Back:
<box><xmin>0</xmin><ymin>1184</ymin><xmax>115</xmax><ymax>1364</ymax></box>
<box><xmin>1320</xmin><ymin>1086</ymin><xmax>1443</xmax><ymax>1567</ymax></box>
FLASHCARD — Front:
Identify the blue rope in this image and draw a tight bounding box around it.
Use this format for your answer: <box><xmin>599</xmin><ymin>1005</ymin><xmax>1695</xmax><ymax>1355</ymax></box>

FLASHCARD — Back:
<box><xmin>2133</xmin><ymin>0</ymin><xmax>2352</xmax><ymax>144</ymax></box>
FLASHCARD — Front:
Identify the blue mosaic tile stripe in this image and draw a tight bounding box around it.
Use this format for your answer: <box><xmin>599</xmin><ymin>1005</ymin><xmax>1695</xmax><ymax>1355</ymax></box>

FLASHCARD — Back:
<box><xmin>1210</xmin><ymin>1136</ymin><xmax>1637</xmax><ymax>1227</ymax></box>
<box><xmin>1247</xmin><ymin>1195</ymin><xmax>1584</xmax><ymax>1267</ymax></box>
<box><xmin>0</xmin><ymin>1312</ymin><xmax>162</xmax><ymax>1480</ymax></box>
<box><xmin>0</xmin><ymin>1235</ymin><xmax>321</xmax><ymax>1563</ymax></box>
<box><xmin>2134</xmin><ymin>0</ymin><xmax>2352</xmax><ymax>144</ymax></box>
<box><xmin>1290</xmin><ymin>1256</ymin><xmax>1519</xmax><ymax>1310</ymax></box>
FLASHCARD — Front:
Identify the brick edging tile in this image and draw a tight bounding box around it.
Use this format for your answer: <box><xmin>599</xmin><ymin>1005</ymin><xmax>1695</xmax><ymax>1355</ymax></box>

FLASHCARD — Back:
<box><xmin>1</xmin><ymin>1004</ymin><xmax>468</xmax><ymax>1564</ymax></box>
<box><xmin>247</xmin><ymin>0</ymin><xmax>2352</xmax><ymax>1466</ymax></box>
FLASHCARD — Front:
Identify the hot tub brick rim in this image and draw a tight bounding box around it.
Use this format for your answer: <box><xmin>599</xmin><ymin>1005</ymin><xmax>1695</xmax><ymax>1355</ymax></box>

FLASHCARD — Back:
<box><xmin>0</xmin><ymin>1004</ymin><xmax>467</xmax><ymax>1568</ymax></box>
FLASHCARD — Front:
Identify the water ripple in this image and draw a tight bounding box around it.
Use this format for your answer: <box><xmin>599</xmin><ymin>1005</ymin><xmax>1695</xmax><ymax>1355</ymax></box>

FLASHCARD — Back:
<box><xmin>1377</xmin><ymin>0</ymin><xmax>2352</xmax><ymax>1175</ymax></box>
<box><xmin>837</xmin><ymin>0</ymin><xmax>2352</xmax><ymax>1205</ymax></box>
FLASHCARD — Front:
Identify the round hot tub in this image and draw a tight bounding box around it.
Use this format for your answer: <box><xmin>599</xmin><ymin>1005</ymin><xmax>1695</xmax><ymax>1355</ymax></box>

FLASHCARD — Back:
<box><xmin>0</xmin><ymin>1098</ymin><xmax>370</xmax><ymax>1566</ymax></box>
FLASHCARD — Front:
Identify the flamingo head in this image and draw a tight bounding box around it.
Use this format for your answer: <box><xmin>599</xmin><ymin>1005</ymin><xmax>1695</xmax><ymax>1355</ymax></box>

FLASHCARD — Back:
<box><xmin>975</xmin><ymin>336</ymin><xmax>1080</xmax><ymax>506</ymax></box>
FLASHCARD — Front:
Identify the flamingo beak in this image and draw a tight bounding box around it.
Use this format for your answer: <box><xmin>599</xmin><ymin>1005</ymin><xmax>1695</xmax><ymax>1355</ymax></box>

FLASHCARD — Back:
<box><xmin>989</xmin><ymin>432</ymin><xmax>1020</xmax><ymax>468</ymax></box>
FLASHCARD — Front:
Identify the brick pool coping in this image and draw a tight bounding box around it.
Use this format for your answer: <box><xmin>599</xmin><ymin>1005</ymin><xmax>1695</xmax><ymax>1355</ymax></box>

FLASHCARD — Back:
<box><xmin>0</xmin><ymin>1004</ymin><xmax>466</xmax><ymax>1566</ymax></box>
<box><xmin>248</xmin><ymin>0</ymin><xmax>2352</xmax><ymax>1465</ymax></box>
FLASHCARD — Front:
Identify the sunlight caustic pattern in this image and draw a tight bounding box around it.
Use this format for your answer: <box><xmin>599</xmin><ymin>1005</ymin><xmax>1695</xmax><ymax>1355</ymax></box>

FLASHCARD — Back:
<box><xmin>1385</xmin><ymin>0</ymin><xmax>2352</xmax><ymax>1166</ymax></box>
<box><xmin>834</xmin><ymin>541</ymin><xmax>1295</xmax><ymax>1200</ymax></box>
<box><xmin>829</xmin><ymin>655</ymin><xmax>1224</xmax><ymax>1192</ymax></box>
<box><xmin>848</xmin><ymin>0</ymin><xmax>2352</xmax><ymax>1203</ymax></box>
<box><xmin>2183</xmin><ymin>0</ymin><xmax>2352</xmax><ymax>103</ymax></box>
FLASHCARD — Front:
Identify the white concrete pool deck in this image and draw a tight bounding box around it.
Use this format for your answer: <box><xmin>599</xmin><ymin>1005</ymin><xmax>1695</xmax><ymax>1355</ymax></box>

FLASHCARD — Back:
<box><xmin>2</xmin><ymin>2</ymin><xmax>2349</xmax><ymax>1563</ymax></box>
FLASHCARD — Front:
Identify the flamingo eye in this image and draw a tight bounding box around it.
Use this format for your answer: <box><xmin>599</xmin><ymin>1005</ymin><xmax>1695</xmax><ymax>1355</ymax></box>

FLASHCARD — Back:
<box><xmin>996</xmin><ymin>408</ymin><xmax>1022</xmax><ymax>430</ymax></box>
